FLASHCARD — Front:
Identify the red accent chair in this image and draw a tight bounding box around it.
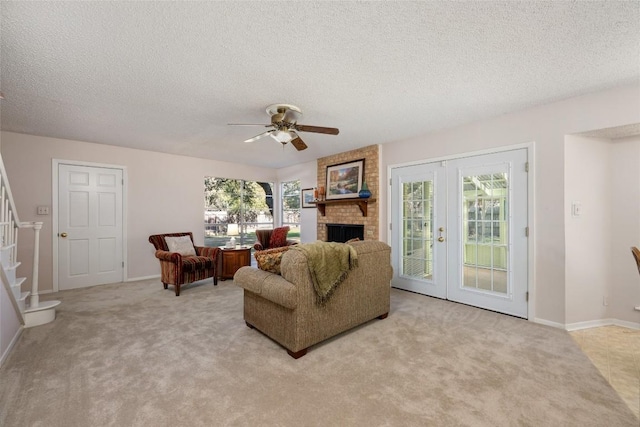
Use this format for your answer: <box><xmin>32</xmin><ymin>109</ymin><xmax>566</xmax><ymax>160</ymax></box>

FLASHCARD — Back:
<box><xmin>148</xmin><ymin>232</ymin><xmax>220</xmax><ymax>296</ymax></box>
<box><xmin>253</xmin><ymin>226</ymin><xmax>298</xmax><ymax>251</ymax></box>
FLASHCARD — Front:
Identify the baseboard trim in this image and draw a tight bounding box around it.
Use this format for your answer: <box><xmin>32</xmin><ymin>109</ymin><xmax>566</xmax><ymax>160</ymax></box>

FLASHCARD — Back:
<box><xmin>0</xmin><ymin>325</ymin><xmax>23</xmax><ymax>368</ymax></box>
<box><xmin>565</xmin><ymin>318</ymin><xmax>640</xmax><ymax>332</ymax></box>
<box><xmin>532</xmin><ymin>318</ymin><xmax>565</xmax><ymax>329</ymax></box>
<box><xmin>611</xmin><ymin>319</ymin><xmax>640</xmax><ymax>330</ymax></box>
<box><xmin>565</xmin><ymin>319</ymin><xmax>613</xmax><ymax>331</ymax></box>
<box><xmin>126</xmin><ymin>274</ymin><xmax>160</xmax><ymax>282</ymax></box>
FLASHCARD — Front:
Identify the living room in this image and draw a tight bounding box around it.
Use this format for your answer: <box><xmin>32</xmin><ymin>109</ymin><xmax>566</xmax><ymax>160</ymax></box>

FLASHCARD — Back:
<box><xmin>1</xmin><ymin>2</ymin><xmax>639</xmax><ymax>425</ymax></box>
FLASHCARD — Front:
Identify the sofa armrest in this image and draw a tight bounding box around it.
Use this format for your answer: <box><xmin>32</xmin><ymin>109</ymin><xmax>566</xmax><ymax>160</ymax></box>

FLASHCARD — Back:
<box><xmin>234</xmin><ymin>266</ymin><xmax>297</xmax><ymax>309</ymax></box>
<box><xmin>254</xmin><ymin>242</ymin><xmax>265</xmax><ymax>251</ymax></box>
<box><xmin>154</xmin><ymin>250</ymin><xmax>181</xmax><ymax>263</ymax></box>
<box><xmin>195</xmin><ymin>246</ymin><xmax>220</xmax><ymax>259</ymax></box>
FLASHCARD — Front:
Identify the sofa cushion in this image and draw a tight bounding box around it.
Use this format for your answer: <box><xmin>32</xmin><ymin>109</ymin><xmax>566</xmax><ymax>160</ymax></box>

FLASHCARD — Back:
<box><xmin>165</xmin><ymin>235</ymin><xmax>196</xmax><ymax>256</ymax></box>
<box><xmin>254</xmin><ymin>246</ymin><xmax>290</xmax><ymax>274</ymax></box>
<box><xmin>181</xmin><ymin>255</ymin><xmax>215</xmax><ymax>272</ymax></box>
<box><xmin>269</xmin><ymin>226</ymin><xmax>290</xmax><ymax>248</ymax></box>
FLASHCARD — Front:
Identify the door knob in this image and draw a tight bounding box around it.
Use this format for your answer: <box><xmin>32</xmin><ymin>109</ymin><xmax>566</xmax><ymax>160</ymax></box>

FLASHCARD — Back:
<box><xmin>60</xmin><ymin>232</ymin><xmax>68</xmax><ymax>238</ymax></box>
<box><xmin>437</xmin><ymin>227</ymin><xmax>445</xmax><ymax>242</ymax></box>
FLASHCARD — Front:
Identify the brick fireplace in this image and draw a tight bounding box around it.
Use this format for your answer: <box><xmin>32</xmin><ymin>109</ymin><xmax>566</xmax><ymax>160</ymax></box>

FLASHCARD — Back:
<box><xmin>316</xmin><ymin>145</ymin><xmax>379</xmax><ymax>241</ymax></box>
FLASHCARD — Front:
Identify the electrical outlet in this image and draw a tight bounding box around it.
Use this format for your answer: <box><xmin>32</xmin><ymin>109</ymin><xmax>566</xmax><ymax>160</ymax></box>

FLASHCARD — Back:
<box><xmin>37</xmin><ymin>206</ymin><xmax>50</xmax><ymax>215</ymax></box>
<box><xmin>603</xmin><ymin>296</ymin><xmax>609</xmax><ymax>306</ymax></box>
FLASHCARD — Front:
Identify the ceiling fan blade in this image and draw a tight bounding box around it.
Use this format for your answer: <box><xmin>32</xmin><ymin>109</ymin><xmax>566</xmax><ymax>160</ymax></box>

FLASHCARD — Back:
<box><xmin>290</xmin><ymin>135</ymin><xmax>308</xmax><ymax>151</ymax></box>
<box><xmin>244</xmin><ymin>130</ymin><xmax>273</xmax><ymax>143</ymax></box>
<box><xmin>294</xmin><ymin>124</ymin><xmax>339</xmax><ymax>135</ymax></box>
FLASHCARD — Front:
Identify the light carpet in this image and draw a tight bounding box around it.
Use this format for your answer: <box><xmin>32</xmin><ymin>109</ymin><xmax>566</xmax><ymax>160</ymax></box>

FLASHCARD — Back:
<box><xmin>0</xmin><ymin>278</ymin><xmax>636</xmax><ymax>426</ymax></box>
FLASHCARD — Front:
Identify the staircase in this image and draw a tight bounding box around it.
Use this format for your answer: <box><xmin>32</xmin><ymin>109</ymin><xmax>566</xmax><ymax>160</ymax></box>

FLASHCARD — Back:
<box><xmin>0</xmin><ymin>153</ymin><xmax>60</xmax><ymax>328</ymax></box>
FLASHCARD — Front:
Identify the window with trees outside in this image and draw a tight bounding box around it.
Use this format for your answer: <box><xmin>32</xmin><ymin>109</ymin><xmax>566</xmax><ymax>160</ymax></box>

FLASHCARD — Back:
<box><xmin>281</xmin><ymin>180</ymin><xmax>301</xmax><ymax>243</ymax></box>
<box><xmin>204</xmin><ymin>177</ymin><xmax>274</xmax><ymax>248</ymax></box>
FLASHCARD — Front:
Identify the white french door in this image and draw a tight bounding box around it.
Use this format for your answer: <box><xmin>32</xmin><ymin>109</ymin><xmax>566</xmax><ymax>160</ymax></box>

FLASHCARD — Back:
<box><xmin>390</xmin><ymin>149</ymin><xmax>529</xmax><ymax>318</ymax></box>
<box><xmin>57</xmin><ymin>163</ymin><xmax>124</xmax><ymax>290</ymax></box>
<box><xmin>390</xmin><ymin>162</ymin><xmax>447</xmax><ymax>298</ymax></box>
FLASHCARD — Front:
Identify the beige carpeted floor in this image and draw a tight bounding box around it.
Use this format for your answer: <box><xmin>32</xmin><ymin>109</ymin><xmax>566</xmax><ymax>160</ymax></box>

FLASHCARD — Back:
<box><xmin>0</xmin><ymin>278</ymin><xmax>637</xmax><ymax>426</ymax></box>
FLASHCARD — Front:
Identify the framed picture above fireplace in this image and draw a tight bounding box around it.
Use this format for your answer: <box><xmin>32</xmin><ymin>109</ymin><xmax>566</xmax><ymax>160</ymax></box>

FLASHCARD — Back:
<box><xmin>325</xmin><ymin>159</ymin><xmax>364</xmax><ymax>200</ymax></box>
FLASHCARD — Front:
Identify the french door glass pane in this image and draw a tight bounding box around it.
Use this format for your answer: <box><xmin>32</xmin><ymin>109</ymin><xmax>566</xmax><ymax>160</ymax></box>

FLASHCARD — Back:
<box><xmin>462</xmin><ymin>173</ymin><xmax>508</xmax><ymax>294</ymax></box>
<box><xmin>401</xmin><ymin>180</ymin><xmax>433</xmax><ymax>280</ymax></box>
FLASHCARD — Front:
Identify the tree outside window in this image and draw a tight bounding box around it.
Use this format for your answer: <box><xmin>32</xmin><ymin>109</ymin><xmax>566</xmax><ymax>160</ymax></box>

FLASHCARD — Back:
<box><xmin>204</xmin><ymin>177</ymin><xmax>274</xmax><ymax>247</ymax></box>
<box><xmin>281</xmin><ymin>180</ymin><xmax>301</xmax><ymax>243</ymax></box>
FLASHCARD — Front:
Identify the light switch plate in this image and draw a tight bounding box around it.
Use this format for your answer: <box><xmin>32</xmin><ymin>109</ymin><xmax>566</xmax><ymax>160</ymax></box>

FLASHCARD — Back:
<box><xmin>37</xmin><ymin>206</ymin><xmax>50</xmax><ymax>215</ymax></box>
<box><xmin>571</xmin><ymin>202</ymin><xmax>582</xmax><ymax>217</ymax></box>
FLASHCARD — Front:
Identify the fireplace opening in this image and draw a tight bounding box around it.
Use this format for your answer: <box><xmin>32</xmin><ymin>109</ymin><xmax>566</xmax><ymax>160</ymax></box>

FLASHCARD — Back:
<box><xmin>326</xmin><ymin>224</ymin><xmax>364</xmax><ymax>243</ymax></box>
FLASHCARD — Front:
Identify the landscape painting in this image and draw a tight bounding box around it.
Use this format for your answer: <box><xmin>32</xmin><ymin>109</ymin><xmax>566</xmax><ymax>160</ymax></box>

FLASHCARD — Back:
<box><xmin>326</xmin><ymin>159</ymin><xmax>364</xmax><ymax>200</ymax></box>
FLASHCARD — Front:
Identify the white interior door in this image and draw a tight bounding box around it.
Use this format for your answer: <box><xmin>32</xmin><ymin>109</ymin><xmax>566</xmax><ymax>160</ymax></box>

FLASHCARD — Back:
<box><xmin>58</xmin><ymin>164</ymin><xmax>124</xmax><ymax>290</ymax></box>
<box><xmin>390</xmin><ymin>162</ymin><xmax>447</xmax><ymax>298</ymax></box>
<box><xmin>390</xmin><ymin>149</ymin><xmax>529</xmax><ymax>318</ymax></box>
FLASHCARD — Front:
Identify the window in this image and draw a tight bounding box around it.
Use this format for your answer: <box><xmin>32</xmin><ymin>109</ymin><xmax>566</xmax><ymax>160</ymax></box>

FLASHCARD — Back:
<box><xmin>204</xmin><ymin>177</ymin><xmax>274</xmax><ymax>247</ymax></box>
<box><xmin>281</xmin><ymin>180</ymin><xmax>301</xmax><ymax>243</ymax></box>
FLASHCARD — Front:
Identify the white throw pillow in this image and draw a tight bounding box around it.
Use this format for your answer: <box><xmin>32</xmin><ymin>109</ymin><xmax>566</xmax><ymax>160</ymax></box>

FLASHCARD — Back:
<box><xmin>165</xmin><ymin>235</ymin><xmax>196</xmax><ymax>256</ymax></box>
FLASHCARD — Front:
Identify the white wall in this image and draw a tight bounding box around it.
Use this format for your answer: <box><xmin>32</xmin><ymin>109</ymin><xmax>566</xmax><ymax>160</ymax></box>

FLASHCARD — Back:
<box><xmin>0</xmin><ymin>280</ymin><xmax>21</xmax><ymax>366</ymax></box>
<box><xmin>564</xmin><ymin>136</ymin><xmax>611</xmax><ymax>324</ymax></box>
<box><xmin>380</xmin><ymin>83</ymin><xmax>640</xmax><ymax>325</ymax></box>
<box><xmin>277</xmin><ymin>160</ymin><xmax>318</xmax><ymax>243</ymax></box>
<box><xmin>610</xmin><ymin>136</ymin><xmax>640</xmax><ymax>323</ymax></box>
<box><xmin>0</xmin><ymin>132</ymin><xmax>277</xmax><ymax>292</ymax></box>
<box><xmin>564</xmin><ymin>134</ymin><xmax>640</xmax><ymax>327</ymax></box>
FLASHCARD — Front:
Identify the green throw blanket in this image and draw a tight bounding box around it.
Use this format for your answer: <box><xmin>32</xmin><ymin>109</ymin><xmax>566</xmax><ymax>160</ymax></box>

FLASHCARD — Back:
<box><xmin>291</xmin><ymin>241</ymin><xmax>358</xmax><ymax>304</ymax></box>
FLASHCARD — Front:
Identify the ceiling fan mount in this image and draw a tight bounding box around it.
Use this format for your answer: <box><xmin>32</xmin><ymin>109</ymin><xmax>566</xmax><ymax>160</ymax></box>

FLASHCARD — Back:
<box><xmin>229</xmin><ymin>104</ymin><xmax>339</xmax><ymax>151</ymax></box>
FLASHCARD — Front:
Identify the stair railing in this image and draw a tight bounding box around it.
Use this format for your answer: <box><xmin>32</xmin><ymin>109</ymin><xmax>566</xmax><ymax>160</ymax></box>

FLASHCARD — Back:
<box><xmin>0</xmin><ymin>153</ymin><xmax>43</xmax><ymax>325</ymax></box>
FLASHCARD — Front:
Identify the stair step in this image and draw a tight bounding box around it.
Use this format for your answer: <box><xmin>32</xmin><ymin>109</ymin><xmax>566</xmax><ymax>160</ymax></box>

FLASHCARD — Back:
<box><xmin>5</xmin><ymin>261</ymin><xmax>21</xmax><ymax>270</ymax></box>
<box><xmin>4</xmin><ymin>262</ymin><xmax>21</xmax><ymax>284</ymax></box>
<box><xmin>11</xmin><ymin>277</ymin><xmax>26</xmax><ymax>300</ymax></box>
<box><xmin>24</xmin><ymin>300</ymin><xmax>61</xmax><ymax>328</ymax></box>
<box><xmin>0</xmin><ymin>245</ymin><xmax>15</xmax><ymax>268</ymax></box>
<box><xmin>17</xmin><ymin>291</ymin><xmax>30</xmax><ymax>312</ymax></box>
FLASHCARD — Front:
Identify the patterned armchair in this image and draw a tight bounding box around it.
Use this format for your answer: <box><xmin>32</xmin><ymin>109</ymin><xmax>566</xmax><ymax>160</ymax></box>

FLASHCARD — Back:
<box><xmin>253</xmin><ymin>226</ymin><xmax>298</xmax><ymax>251</ymax></box>
<box><xmin>148</xmin><ymin>232</ymin><xmax>220</xmax><ymax>296</ymax></box>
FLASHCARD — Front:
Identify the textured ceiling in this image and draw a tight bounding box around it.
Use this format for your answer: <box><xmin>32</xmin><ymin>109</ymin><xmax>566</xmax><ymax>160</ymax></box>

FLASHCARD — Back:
<box><xmin>1</xmin><ymin>1</ymin><xmax>639</xmax><ymax>168</ymax></box>
<box><xmin>577</xmin><ymin>123</ymin><xmax>640</xmax><ymax>140</ymax></box>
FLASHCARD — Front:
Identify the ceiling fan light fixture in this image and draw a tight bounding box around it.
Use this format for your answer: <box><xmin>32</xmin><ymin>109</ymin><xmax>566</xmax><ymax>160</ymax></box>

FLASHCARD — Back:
<box><xmin>272</xmin><ymin>130</ymin><xmax>293</xmax><ymax>143</ymax></box>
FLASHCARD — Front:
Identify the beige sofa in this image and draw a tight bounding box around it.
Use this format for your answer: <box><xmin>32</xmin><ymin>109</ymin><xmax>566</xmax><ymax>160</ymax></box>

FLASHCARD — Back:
<box><xmin>233</xmin><ymin>240</ymin><xmax>392</xmax><ymax>358</ymax></box>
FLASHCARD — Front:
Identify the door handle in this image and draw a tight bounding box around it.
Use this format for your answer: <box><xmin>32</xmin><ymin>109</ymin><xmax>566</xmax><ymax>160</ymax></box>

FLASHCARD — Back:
<box><xmin>59</xmin><ymin>232</ymin><xmax>68</xmax><ymax>238</ymax></box>
<box><xmin>437</xmin><ymin>227</ymin><xmax>445</xmax><ymax>242</ymax></box>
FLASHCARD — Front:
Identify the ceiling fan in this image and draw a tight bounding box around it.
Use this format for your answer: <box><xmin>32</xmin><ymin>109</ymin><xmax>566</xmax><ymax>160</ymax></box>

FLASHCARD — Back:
<box><xmin>228</xmin><ymin>104</ymin><xmax>339</xmax><ymax>151</ymax></box>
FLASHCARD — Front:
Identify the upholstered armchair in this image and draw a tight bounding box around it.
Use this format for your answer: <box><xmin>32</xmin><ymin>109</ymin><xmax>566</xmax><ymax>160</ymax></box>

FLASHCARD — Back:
<box><xmin>148</xmin><ymin>232</ymin><xmax>220</xmax><ymax>296</ymax></box>
<box><xmin>253</xmin><ymin>226</ymin><xmax>297</xmax><ymax>251</ymax></box>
